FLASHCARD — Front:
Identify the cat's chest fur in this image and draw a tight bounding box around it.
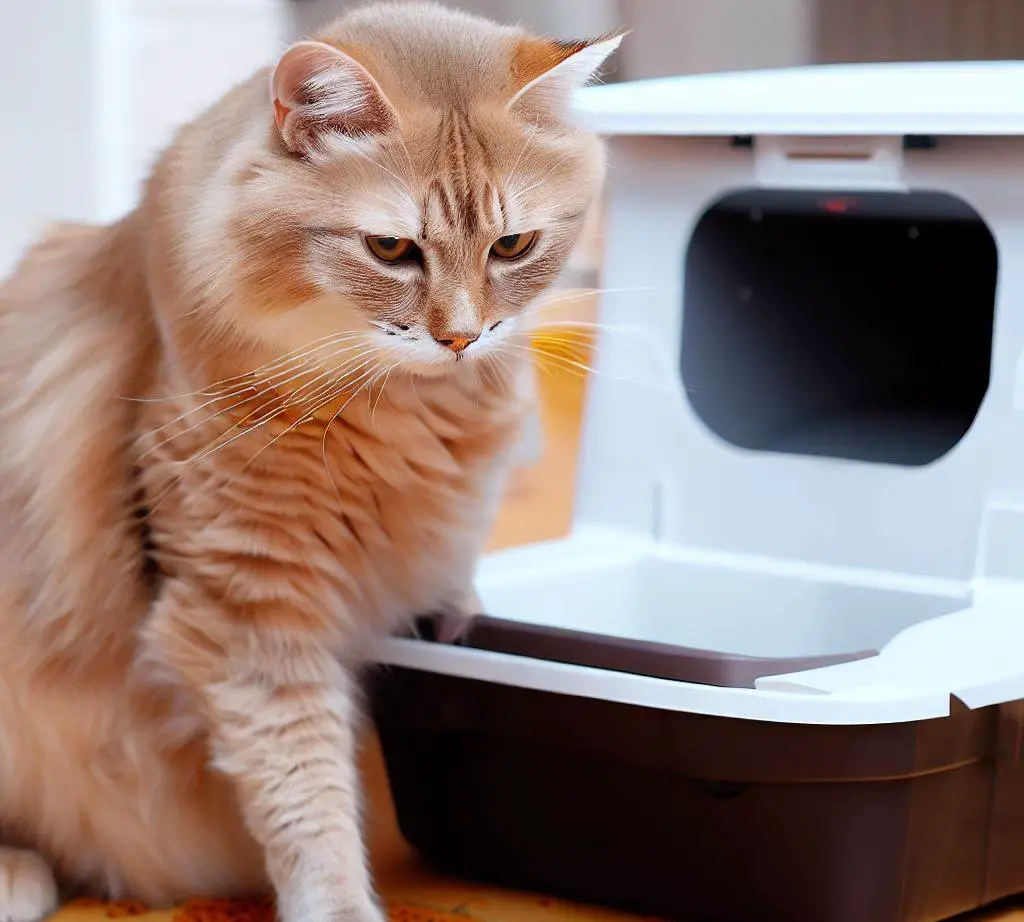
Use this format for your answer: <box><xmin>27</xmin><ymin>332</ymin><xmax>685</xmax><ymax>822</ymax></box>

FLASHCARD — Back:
<box><xmin>141</xmin><ymin>364</ymin><xmax>525</xmax><ymax>641</ymax></box>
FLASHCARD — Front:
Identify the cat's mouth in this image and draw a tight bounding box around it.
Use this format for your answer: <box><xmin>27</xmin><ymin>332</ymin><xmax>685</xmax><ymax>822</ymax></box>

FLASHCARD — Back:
<box><xmin>391</xmin><ymin>349</ymin><xmax>481</xmax><ymax>379</ymax></box>
<box><xmin>365</xmin><ymin>326</ymin><xmax>493</xmax><ymax>376</ymax></box>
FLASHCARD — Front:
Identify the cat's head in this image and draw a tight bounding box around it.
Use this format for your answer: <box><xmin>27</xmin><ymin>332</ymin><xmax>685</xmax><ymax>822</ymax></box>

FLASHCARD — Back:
<box><xmin>220</xmin><ymin>2</ymin><xmax>620</xmax><ymax>379</ymax></box>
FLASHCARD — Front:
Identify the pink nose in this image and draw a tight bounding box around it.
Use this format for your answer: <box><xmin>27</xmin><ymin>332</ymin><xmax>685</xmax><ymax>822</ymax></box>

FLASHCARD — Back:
<box><xmin>434</xmin><ymin>334</ymin><xmax>478</xmax><ymax>354</ymax></box>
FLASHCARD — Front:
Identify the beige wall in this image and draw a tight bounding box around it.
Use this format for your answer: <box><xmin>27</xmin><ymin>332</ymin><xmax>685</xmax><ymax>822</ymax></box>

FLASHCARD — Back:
<box><xmin>613</xmin><ymin>0</ymin><xmax>1024</xmax><ymax>79</ymax></box>
<box><xmin>290</xmin><ymin>0</ymin><xmax>617</xmax><ymax>39</ymax></box>
<box><xmin>615</xmin><ymin>0</ymin><xmax>814</xmax><ymax>79</ymax></box>
<box><xmin>816</xmin><ymin>0</ymin><xmax>1024</xmax><ymax>63</ymax></box>
<box><xmin>295</xmin><ymin>0</ymin><xmax>1024</xmax><ymax>82</ymax></box>
<box><xmin>290</xmin><ymin>0</ymin><xmax>811</xmax><ymax>83</ymax></box>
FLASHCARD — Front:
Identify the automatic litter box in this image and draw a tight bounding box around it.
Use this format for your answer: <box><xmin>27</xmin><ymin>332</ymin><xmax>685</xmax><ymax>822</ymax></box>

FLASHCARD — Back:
<box><xmin>370</xmin><ymin>63</ymin><xmax>1024</xmax><ymax>922</ymax></box>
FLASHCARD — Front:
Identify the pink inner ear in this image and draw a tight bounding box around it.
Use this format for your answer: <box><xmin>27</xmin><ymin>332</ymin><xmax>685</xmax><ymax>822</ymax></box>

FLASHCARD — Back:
<box><xmin>270</xmin><ymin>40</ymin><xmax>397</xmax><ymax>149</ymax></box>
<box><xmin>272</xmin><ymin>41</ymin><xmax>345</xmax><ymax>112</ymax></box>
<box><xmin>273</xmin><ymin>98</ymin><xmax>291</xmax><ymax>131</ymax></box>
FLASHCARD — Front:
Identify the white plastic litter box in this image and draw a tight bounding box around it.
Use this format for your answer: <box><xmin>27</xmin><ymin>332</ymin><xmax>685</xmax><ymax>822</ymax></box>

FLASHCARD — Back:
<box><xmin>370</xmin><ymin>62</ymin><xmax>1024</xmax><ymax>922</ymax></box>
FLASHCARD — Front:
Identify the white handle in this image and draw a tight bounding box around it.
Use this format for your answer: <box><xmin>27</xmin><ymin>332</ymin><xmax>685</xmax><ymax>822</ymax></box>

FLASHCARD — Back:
<box><xmin>755</xmin><ymin>135</ymin><xmax>907</xmax><ymax>190</ymax></box>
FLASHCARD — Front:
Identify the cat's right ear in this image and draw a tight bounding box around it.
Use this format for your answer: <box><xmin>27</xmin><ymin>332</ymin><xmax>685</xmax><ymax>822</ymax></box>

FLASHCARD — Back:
<box><xmin>270</xmin><ymin>41</ymin><xmax>398</xmax><ymax>154</ymax></box>
<box><xmin>508</xmin><ymin>32</ymin><xmax>624</xmax><ymax>124</ymax></box>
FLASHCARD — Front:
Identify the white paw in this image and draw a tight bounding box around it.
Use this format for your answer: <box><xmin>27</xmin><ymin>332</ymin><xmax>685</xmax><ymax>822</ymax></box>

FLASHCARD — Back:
<box><xmin>0</xmin><ymin>849</ymin><xmax>59</xmax><ymax>922</ymax></box>
<box><xmin>280</xmin><ymin>886</ymin><xmax>385</xmax><ymax>922</ymax></box>
<box><xmin>328</xmin><ymin>904</ymin><xmax>385</xmax><ymax>922</ymax></box>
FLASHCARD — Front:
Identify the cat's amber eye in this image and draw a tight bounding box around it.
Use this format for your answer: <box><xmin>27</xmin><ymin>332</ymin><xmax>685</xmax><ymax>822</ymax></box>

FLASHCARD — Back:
<box><xmin>365</xmin><ymin>235</ymin><xmax>417</xmax><ymax>264</ymax></box>
<box><xmin>490</xmin><ymin>230</ymin><xmax>539</xmax><ymax>261</ymax></box>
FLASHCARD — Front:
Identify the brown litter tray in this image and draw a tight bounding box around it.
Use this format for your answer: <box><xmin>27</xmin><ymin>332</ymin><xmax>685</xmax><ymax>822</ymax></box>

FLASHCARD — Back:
<box><xmin>370</xmin><ymin>615</ymin><xmax>1024</xmax><ymax>922</ymax></box>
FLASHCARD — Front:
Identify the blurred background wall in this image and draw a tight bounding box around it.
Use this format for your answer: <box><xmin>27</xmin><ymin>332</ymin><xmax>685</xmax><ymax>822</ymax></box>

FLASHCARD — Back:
<box><xmin>3</xmin><ymin>0</ymin><xmax>1024</xmax><ymax>276</ymax></box>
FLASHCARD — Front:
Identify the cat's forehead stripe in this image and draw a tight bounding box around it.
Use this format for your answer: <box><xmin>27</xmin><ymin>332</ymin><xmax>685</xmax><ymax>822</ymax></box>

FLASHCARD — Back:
<box><xmin>428</xmin><ymin>180</ymin><xmax>455</xmax><ymax>228</ymax></box>
<box><xmin>425</xmin><ymin>109</ymin><xmax>502</xmax><ymax>237</ymax></box>
<box><xmin>446</xmin><ymin>110</ymin><xmax>476</xmax><ymax>233</ymax></box>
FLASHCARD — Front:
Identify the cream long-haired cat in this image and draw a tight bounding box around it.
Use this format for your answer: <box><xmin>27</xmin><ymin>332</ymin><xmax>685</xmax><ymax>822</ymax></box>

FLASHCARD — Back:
<box><xmin>0</xmin><ymin>3</ymin><xmax>619</xmax><ymax>921</ymax></box>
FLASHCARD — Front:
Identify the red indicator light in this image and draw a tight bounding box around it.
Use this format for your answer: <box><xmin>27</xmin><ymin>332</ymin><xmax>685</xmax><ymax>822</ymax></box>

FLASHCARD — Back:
<box><xmin>820</xmin><ymin>197</ymin><xmax>857</xmax><ymax>214</ymax></box>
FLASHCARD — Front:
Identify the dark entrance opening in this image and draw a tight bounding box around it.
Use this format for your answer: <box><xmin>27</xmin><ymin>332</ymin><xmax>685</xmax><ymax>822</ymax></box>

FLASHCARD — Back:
<box><xmin>682</xmin><ymin>188</ymin><xmax>997</xmax><ymax>466</ymax></box>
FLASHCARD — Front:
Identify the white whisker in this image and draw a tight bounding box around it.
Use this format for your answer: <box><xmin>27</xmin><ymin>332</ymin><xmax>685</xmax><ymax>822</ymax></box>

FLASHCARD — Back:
<box><xmin>139</xmin><ymin>339</ymin><xmax>373</xmax><ymax>459</ymax></box>
<box><xmin>123</xmin><ymin>331</ymin><xmax>367</xmax><ymax>404</ymax></box>
<box><xmin>320</xmin><ymin>365</ymin><xmax>384</xmax><ymax>505</ymax></box>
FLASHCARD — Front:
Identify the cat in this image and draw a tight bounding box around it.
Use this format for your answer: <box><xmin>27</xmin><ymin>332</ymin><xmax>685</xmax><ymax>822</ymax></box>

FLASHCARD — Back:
<box><xmin>0</xmin><ymin>3</ymin><xmax>619</xmax><ymax>922</ymax></box>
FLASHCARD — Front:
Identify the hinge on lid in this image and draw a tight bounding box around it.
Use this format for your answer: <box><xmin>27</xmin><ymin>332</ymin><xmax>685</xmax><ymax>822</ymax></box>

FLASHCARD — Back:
<box><xmin>754</xmin><ymin>135</ymin><xmax>906</xmax><ymax>191</ymax></box>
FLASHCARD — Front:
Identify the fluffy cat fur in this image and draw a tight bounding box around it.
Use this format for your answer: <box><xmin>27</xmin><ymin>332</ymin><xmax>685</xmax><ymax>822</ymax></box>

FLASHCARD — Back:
<box><xmin>0</xmin><ymin>4</ymin><xmax>618</xmax><ymax>921</ymax></box>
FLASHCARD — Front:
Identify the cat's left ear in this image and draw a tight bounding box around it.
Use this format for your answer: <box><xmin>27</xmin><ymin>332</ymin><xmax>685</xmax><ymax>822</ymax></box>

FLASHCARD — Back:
<box><xmin>508</xmin><ymin>32</ymin><xmax>625</xmax><ymax>123</ymax></box>
<box><xmin>271</xmin><ymin>40</ymin><xmax>398</xmax><ymax>154</ymax></box>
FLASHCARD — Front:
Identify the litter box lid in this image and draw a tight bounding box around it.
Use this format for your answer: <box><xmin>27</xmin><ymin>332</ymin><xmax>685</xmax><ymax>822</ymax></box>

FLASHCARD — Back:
<box><xmin>573</xmin><ymin>61</ymin><xmax>1024</xmax><ymax>137</ymax></box>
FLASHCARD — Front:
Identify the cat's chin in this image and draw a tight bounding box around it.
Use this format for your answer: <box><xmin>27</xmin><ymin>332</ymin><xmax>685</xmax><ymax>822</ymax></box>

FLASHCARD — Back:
<box><xmin>399</xmin><ymin>355</ymin><xmax>476</xmax><ymax>379</ymax></box>
<box><xmin>365</xmin><ymin>342</ymin><xmax>491</xmax><ymax>380</ymax></box>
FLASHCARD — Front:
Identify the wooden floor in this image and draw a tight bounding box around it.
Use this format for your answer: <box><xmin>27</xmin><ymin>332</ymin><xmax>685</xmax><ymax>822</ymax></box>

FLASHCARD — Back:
<box><xmin>55</xmin><ymin>295</ymin><xmax>1024</xmax><ymax>921</ymax></box>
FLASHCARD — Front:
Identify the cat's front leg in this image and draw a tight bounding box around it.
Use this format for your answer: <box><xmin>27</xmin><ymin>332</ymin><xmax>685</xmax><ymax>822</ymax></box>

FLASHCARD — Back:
<box><xmin>433</xmin><ymin>586</ymin><xmax>486</xmax><ymax>644</ymax></box>
<box><xmin>144</xmin><ymin>586</ymin><xmax>384</xmax><ymax>922</ymax></box>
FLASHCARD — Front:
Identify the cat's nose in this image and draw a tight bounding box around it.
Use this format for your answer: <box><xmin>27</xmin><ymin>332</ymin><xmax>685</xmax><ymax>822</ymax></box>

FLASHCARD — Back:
<box><xmin>433</xmin><ymin>333</ymin><xmax>478</xmax><ymax>354</ymax></box>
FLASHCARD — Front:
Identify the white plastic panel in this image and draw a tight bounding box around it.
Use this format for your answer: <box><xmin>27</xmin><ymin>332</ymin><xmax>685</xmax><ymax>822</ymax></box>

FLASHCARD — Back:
<box><xmin>575</xmin><ymin>134</ymin><xmax>1024</xmax><ymax>583</ymax></box>
<box><xmin>477</xmin><ymin>541</ymin><xmax>966</xmax><ymax>660</ymax></box>
<box><xmin>757</xmin><ymin>598</ymin><xmax>1024</xmax><ymax>710</ymax></box>
<box><xmin>573</xmin><ymin>61</ymin><xmax>1024</xmax><ymax>137</ymax></box>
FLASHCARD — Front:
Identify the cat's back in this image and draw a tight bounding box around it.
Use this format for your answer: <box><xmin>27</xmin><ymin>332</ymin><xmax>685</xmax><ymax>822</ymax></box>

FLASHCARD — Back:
<box><xmin>0</xmin><ymin>219</ymin><xmax>147</xmax><ymax>365</ymax></box>
<box><xmin>0</xmin><ymin>219</ymin><xmax>158</xmax><ymax>660</ymax></box>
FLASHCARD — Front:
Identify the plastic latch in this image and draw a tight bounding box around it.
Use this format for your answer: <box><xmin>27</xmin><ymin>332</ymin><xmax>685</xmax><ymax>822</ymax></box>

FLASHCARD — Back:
<box><xmin>754</xmin><ymin>135</ymin><xmax>906</xmax><ymax>190</ymax></box>
<box><xmin>997</xmin><ymin>700</ymin><xmax>1024</xmax><ymax>763</ymax></box>
<box><xmin>974</xmin><ymin>496</ymin><xmax>1024</xmax><ymax>585</ymax></box>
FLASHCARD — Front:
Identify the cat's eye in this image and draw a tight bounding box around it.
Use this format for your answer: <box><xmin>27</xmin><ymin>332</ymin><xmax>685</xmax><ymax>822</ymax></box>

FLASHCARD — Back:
<box><xmin>365</xmin><ymin>235</ymin><xmax>419</xmax><ymax>264</ymax></box>
<box><xmin>490</xmin><ymin>231</ymin><xmax>539</xmax><ymax>261</ymax></box>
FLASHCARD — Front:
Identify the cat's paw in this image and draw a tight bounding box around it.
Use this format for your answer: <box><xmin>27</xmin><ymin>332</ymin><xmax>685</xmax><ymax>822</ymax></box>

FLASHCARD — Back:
<box><xmin>328</xmin><ymin>904</ymin><xmax>386</xmax><ymax>922</ymax></box>
<box><xmin>0</xmin><ymin>848</ymin><xmax>59</xmax><ymax>922</ymax></box>
<box><xmin>280</xmin><ymin>889</ymin><xmax>385</xmax><ymax>922</ymax></box>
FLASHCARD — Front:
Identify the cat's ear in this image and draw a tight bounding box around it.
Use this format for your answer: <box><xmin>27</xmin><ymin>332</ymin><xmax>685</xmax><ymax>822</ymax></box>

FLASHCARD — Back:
<box><xmin>270</xmin><ymin>40</ymin><xmax>398</xmax><ymax>154</ymax></box>
<box><xmin>508</xmin><ymin>32</ymin><xmax>625</xmax><ymax>123</ymax></box>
